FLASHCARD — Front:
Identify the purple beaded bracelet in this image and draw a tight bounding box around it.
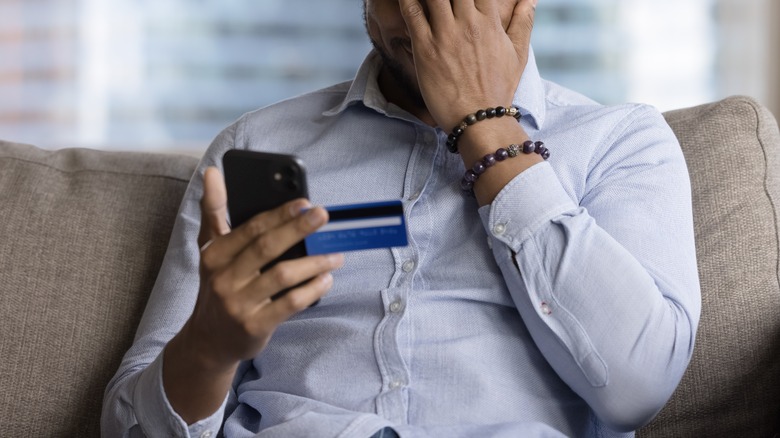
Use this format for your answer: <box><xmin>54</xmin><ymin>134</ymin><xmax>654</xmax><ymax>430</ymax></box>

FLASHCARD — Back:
<box><xmin>461</xmin><ymin>140</ymin><xmax>549</xmax><ymax>194</ymax></box>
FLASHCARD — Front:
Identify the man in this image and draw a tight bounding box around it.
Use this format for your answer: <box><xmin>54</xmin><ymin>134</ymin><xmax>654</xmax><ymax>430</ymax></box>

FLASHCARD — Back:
<box><xmin>102</xmin><ymin>0</ymin><xmax>701</xmax><ymax>436</ymax></box>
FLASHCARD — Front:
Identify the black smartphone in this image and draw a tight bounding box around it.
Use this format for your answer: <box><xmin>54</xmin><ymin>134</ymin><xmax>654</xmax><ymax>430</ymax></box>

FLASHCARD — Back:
<box><xmin>222</xmin><ymin>150</ymin><xmax>310</xmax><ymax>299</ymax></box>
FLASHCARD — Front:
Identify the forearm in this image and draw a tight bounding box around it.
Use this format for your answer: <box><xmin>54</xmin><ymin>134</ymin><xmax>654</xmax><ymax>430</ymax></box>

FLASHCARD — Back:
<box><xmin>481</xmin><ymin>160</ymin><xmax>700</xmax><ymax>431</ymax></box>
<box><xmin>102</xmin><ymin>123</ymin><xmax>240</xmax><ymax>436</ymax></box>
<box><xmin>508</xmin><ymin>203</ymin><xmax>693</xmax><ymax>427</ymax></box>
<box><xmin>458</xmin><ymin>116</ymin><xmax>543</xmax><ymax>206</ymax></box>
<box><xmin>101</xmin><ymin>345</ymin><xmax>230</xmax><ymax>438</ymax></box>
<box><xmin>162</xmin><ymin>321</ymin><xmax>239</xmax><ymax>425</ymax></box>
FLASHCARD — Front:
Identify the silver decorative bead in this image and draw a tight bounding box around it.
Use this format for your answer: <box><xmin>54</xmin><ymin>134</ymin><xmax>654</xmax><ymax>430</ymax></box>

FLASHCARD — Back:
<box><xmin>507</xmin><ymin>143</ymin><xmax>520</xmax><ymax>157</ymax></box>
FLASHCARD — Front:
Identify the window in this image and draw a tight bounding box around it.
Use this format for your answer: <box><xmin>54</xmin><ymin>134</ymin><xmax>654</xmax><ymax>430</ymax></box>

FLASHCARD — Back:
<box><xmin>1</xmin><ymin>0</ymin><xmax>776</xmax><ymax>152</ymax></box>
<box><xmin>534</xmin><ymin>0</ymin><xmax>717</xmax><ymax>109</ymax></box>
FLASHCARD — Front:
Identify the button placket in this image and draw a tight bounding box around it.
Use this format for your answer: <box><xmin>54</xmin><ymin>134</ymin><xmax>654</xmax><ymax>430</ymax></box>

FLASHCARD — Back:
<box><xmin>375</xmin><ymin>288</ymin><xmax>411</xmax><ymax>422</ymax></box>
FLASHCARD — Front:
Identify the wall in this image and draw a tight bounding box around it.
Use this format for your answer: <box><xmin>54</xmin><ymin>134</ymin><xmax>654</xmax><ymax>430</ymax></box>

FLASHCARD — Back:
<box><xmin>716</xmin><ymin>0</ymin><xmax>778</xmax><ymax>117</ymax></box>
<box><xmin>770</xmin><ymin>0</ymin><xmax>780</xmax><ymax>118</ymax></box>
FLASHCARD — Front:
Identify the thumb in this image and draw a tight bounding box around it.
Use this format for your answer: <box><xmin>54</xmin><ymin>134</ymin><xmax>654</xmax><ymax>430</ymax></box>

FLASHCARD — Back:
<box><xmin>198</xmin><ymin>166</ymin><xmax>231</xmax><ymax>249</ymax></box>
<box><xmin>506</xmin><ymin>0</ymin><xmax>536</xmax><ymax>64</ymax></box>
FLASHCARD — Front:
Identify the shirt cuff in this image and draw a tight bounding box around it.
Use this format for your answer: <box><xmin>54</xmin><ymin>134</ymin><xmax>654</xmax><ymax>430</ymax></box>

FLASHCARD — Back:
<box><xmin>132</xmin><ymin>352</ymin><xmax>228</xmax><ymax>438</ymax></box>
<box><xmin>478</xmin><ymin>161</ymin><xmax>577</xmax><ymax>250</ymax></box>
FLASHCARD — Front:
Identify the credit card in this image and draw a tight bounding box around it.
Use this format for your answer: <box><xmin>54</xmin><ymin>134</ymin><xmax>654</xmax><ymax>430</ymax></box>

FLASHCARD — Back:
<box><xmin>304</xmin><ymin>200</ymin><xmax>408</xmax><ymax>254</ymax></box>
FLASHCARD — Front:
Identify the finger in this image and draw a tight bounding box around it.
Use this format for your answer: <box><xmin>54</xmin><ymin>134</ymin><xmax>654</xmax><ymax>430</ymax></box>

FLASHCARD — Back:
<box><xmin>452</xmin><ymin>0</ymin><xmax>478</xmax><ymax>18</ymax></box>
<box><xmin>198</xmin><ymin>167</ymin><xmax>231</xmax><ymax>249</ymax></box>
<box><xmin>254</xmin><ymin>273</ymin><xmax>335</xmax><ymax>330</ymax></box>
<box><xmin>425</xmin><ymin>0</ymin><xmax>456</xmax><ymax>24</ymax></box>
<box><xmin>398</xmin><ymin>0</ymin><xmax>433</xmax><ymax>42</ymax></box>
<box><xmin>506</xmin><ymin>0</ymin><xmax>536</xmax><ymax>60</ymax></box>
<box><xmin>226</xmin><ymin>206</ymin><xmax>329</xmax><ymax>281</ymax></box>
<box><xmin>242</xmin><ymin>253</ymin><xmax>344</xmax><ymax>305</ymax></box>
<box><xmin>200</xmin><ymin>197</ymin><xmax>310</xmax><ymax>271</ymax></box>
<box><xmin>472</xmin><ymin>0</ymin><xmax>497</xmax><ymax>16</ymax></box>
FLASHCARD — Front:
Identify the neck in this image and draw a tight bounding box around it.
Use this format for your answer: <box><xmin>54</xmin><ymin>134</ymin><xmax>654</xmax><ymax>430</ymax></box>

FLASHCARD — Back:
<box><xmin>377</xmin><ymin>68</ymin><xmax>437</xmax><ymax>127</ymax></box>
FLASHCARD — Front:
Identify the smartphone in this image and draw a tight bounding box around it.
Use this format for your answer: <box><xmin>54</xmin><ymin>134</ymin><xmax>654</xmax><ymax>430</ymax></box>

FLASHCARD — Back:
<box><xmin>222</xmin><ymin>149</ymin><xmax>309</xmax><ymax>299</ymax></box>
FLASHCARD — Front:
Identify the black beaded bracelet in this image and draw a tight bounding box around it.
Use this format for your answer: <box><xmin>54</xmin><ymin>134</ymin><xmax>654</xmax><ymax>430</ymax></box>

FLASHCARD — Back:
<box><xmin>446</xmin><ymin>106</ymin><xmax>522</xmax><ymax>154</ymax></box>
<box><xmin>461</xmin><ymin>140</ymin><xmax>549</xmax><ymax>194</ymax></box>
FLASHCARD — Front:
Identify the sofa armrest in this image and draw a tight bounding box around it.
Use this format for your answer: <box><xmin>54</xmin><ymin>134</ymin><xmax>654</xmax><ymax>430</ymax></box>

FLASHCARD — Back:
<box><xmin>0</xmin><ymin>141</ymin><xmax>199</xmax><ymax>437</ymax></box>
<box><xmin>639</xmin><ymin>96</ymin><xmax>780</xmax><ymax>436</ymax></box>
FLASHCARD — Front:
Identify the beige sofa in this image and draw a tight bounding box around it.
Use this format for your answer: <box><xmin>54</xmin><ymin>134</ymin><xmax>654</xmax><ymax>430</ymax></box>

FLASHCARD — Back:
<box><xmin>1</xmin><ymin>96</ymin><xmax>778</xmax><ymax>437</ymax></box>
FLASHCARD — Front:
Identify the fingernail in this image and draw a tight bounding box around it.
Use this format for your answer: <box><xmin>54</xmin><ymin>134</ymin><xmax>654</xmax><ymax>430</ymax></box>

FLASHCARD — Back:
<box><xmin>327</xmin><ymin>253</ymin><xmax>345</xmax><ymax>268</ymax></box>
<box><xmin>306</xmin><ymin>208</ymin><xmax>326</xmax><ymax>227</ymax></box>
<box><xmin>531</xmin><ymin>0</ymin><xmax>538</xmax><ymax>6</ymax></box>
<box><xmin>289</xmin><ymin>200</ymin><xmax>310</xmax><ymax>218</ymax></box>
<box><xmin>321</xmin><ymin>273</ymin><xmax>334</xmax><ymax>286</ymax></box>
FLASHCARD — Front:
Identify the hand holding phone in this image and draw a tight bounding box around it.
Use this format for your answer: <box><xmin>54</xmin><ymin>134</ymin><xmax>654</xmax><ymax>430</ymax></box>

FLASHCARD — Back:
<box><xmin>223</xmin><ymin>150</ymin><xmax>409</xmax><ymax>260</ymax></box>
<box><xmin>163</xmin><ymin>166</ymin><xmax>342</xmax><ymax>423</ymax></box>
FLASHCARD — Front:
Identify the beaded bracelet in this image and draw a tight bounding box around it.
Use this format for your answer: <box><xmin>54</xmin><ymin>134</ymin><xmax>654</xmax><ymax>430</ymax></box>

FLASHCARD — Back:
<box><xmin>446</xmin><ymin>106</ymin><xmax>522</xmax><ymax>154</ymax></box>
<box><xmin>461</xmin><ymin>140</ymin><xmax>549</xmax><ymax>194</ymax></box>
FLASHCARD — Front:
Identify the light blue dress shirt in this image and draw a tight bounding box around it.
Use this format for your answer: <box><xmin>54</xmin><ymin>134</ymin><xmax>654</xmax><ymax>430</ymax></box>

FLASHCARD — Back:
<box><xmin>102</xmin><ymin>49</ymin><xmax>701</xmax><ymax>438</ymax></box>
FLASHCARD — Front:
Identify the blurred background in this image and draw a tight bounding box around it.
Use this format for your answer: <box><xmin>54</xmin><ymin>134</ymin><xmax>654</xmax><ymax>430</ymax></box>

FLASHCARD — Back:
<box><xmin>1</xmin><ymin>0</ymin><xmax>778</xmax><ymax>153</ymax></box>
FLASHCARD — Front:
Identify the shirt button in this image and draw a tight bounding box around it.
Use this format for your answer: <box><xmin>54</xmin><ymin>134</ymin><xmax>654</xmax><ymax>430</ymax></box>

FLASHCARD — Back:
<box><xmin>402</xmin><ymin>259</ymin><xmax>416</xmax><ymax>273</ymax></box>
<box><xmin>389</xmin><ymin>300</ymin><xmax>403</xmax><ymax>313</ymax></box>
<box><xmin>493</xmin><ymin>223</ymin><xmax>506</xmax><ymax>236</ymax></box>
<box><xmin>424</xmin><ymin>132</ymin><xmax>436</xmax><ymax>144</ymax></box>
<box><xmin>540</xmin><ymin>301</ymin><xmax>552</xmax><ymax>315</ymax></box>
<box><xmin>389</xmin><ymin>380</ymin><xmax>404</xmax><ymax>390</ymax></box>
<box><xmin>200</xmin><ymin>431</ymin><xmax>213</xmax><ymax>438</ymax></box>
<box><xmin>408</xmin><ymin>191</ymin><xmax>421</xmax><ymax>201</ymax></box>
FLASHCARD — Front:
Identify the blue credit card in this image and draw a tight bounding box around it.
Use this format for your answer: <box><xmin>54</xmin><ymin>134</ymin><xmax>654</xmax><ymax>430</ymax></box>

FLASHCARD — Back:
<box><xmin>304</xmin><ymin>200</ymin><xmax>408</xmax><ymax>255</ymax></box>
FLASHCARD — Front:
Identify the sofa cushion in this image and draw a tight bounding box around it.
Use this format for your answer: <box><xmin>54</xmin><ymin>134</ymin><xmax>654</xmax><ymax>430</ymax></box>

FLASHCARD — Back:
<box><xmin>639</xmin><ymin>96</ymin><xmax>780</xmax><ymax>436</ymax></box>
<box><xmin>0</xmin><ymin>141</ymin><xmax>198</xmax><ymax>437</ymax></box>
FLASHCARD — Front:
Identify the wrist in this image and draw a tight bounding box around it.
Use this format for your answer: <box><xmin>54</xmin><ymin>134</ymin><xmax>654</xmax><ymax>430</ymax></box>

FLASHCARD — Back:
<box><xmin>458</xmin><ymin>117</ymin><xmax>529</xmax><ymax>164</ymax></box>
<box><xmin>163</xmin><ymin>322</ymin><xmax>238</xmax><ymax>425</ymax></box>
<box><xmin>445</xmin><ymin>106</ymin><xmax>522</xmax><ymax>154</ymax></box>
<box><xmin>173</xmin><ymin>319</ymin><xmax>240</xmax><ymax>375</ymax></box>
<box><xmin>470</xmin><ymin>151</ymin><xmax>544</xmax><ymax>206</ymax></box>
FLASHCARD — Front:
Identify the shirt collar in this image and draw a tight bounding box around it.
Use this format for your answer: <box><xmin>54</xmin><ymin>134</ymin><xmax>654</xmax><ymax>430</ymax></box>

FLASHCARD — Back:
<box><xmin>323</xmin><ymin>47</ymin><xmax>547</xmax><ymax>129</ymax></box>
<box><xmin>322</xmin><ymin>50</ymin><xmax>386</xmax><ymax>118</ymax></box>
<box><xmin>512</xmin><ymin>46</ymin><xmax>546</xmax><ymax>129</ymax></box>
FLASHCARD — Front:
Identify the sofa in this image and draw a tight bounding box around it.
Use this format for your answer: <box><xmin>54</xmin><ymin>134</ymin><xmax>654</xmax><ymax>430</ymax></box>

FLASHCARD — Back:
<box><xmin>1</xmin><ymin>96</ymin><xmax>778</xmax><ymax>437</ymax></box>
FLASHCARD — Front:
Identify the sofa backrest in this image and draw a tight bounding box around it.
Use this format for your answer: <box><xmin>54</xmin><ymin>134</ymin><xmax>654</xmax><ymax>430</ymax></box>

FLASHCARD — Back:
<box><xmin>639</xmin><ymin>96</ymin><xmax>780</xmax><ymax>436</ymax></box>
<box><xmin>0</xmin><ymin>142</ymin><xmax>198</xmax><ymax>436</ymax></box>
